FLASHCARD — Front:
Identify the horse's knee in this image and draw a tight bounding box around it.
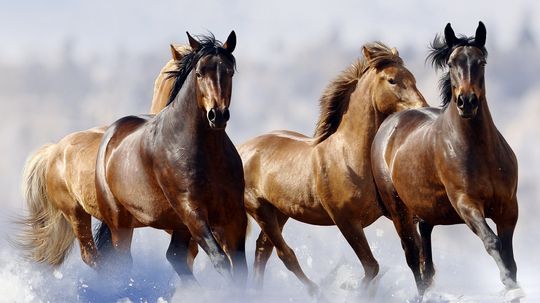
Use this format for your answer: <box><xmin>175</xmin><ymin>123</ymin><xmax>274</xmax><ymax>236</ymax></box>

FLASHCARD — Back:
<box><xmin>276</xmin><ymin>247</ymin><xmax>299</xmax><ymax>269</ymax></box>
<box><xmin>166</xmin><ymin>247</ymin><xmax>179</xmax><ymax>264</ymax></box>
<box><xmin>483</xmin><ymin>235</ymin><xmax>502</xmax><ymax>254</ymax></box>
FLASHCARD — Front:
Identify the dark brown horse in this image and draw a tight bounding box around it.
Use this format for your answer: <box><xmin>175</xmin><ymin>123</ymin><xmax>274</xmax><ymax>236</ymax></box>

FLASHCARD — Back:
<box><xmin>239</xmin><ymin>42</ymin><xmax>427</xmax><ymax>295</ymax></box>
<box><xmin>94</xmin><ymin>31</ymin><xmax>248</xmax><ymax>285</ymax></box>
<box><xmin>371</xmin><ymin>22</ymin><xmax>524</xmax><ymax>301</ymax></box>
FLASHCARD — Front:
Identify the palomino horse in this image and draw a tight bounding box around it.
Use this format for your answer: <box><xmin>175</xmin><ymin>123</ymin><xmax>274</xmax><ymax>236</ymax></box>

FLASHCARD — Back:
<box><xmin>371</xmin><ymin>22</ymin><xmax>524</xmax><ymax>301</ymax></box>
<box><xmin>16</xmin><ymin>44</ymin><xmax>192</xmax><ymax>269</ymax></box>
<box><xmin>239</xmin><ymin>42</ymin><xmax>427</xmax><ymax>294</ymax></box>
<box><xmin>94</xmin><ymin>32</ymin><xmax>248</xmax><ymax>284</ymax></box>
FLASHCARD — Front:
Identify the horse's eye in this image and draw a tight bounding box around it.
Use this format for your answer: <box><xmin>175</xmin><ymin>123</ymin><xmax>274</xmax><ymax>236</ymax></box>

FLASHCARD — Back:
<box><xmin>196</xmin><ymin>71</ymin><xmax>202</xmax><ymax>78</ymax></box>
<box><xmin>388</xmin><ymin>78</ymin><xmax>396</xmax><ymax>85</ymax></box>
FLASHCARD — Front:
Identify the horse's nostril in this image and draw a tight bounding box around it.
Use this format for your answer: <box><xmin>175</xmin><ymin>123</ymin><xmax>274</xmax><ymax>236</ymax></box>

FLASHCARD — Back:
<box><xmin>457</xmin><ymin>96</ymin><xmax>465</xmax><ymax>108</ymax></box>
<box><xmin>223</xmin><ymin>108</ymin><xmax>230</xmax><ymax>122</ymax></box>
<box><xmin>469</xmin><ymin>94</ymin><xmax>478</xmax><ymax>107</ymax></box>
<box><xmin>208</xmin><ymin>108</ymin><xmax>217</xmax><ymax>122</ymax></box>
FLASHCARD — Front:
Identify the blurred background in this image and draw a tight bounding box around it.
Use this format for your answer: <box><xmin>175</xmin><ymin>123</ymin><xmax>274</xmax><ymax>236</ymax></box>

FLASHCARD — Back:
<box><xmin>0</xmin><ymin>0</ymin><xmax>539</xmax><ymax>302</ymax></box>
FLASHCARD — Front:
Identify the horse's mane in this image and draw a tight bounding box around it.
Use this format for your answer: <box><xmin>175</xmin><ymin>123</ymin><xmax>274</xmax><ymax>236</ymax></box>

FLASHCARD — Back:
<box><xmin>165</xmin><ymin>34</ymin><xmax>236</xmax><ymax>106</ymax></box>
<box><xmin>313</xmin><ymin>42</ymin><xmax>404</xmax><ymax>144</ymax></box>
<box><xmin>427</xmin><ymin>34</ymin><xmax>488</xmax><ymax>108</ymax></box>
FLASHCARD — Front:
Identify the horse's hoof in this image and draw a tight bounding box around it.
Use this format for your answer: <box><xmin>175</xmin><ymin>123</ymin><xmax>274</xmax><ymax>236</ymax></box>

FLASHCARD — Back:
<box><xmin>505</xmin><ymin>287</ymin><xmax>525</xmax><ymax>302</ymax></box>
<box><xmin>307</xmin><ymin>283</ymin><xmax>320</xmax><ymax>298</ymax></box>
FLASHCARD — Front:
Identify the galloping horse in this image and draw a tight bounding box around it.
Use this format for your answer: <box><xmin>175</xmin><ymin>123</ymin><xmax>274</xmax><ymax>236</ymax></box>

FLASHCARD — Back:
<box><xmin>94</xmin><ymin>32</ymin><xmax>248</xmax><ymax>284</ymax></box>
<box><xmin>239</xmin><ymin>42</ymin><xmax>427</xmax><ymax>294</ymax></box>
<box><xmin>371</xmin><ymin>22</ymin><xmax>524</xmax><ymax>300</ymax></box>
<box><xmin>16</xmin><ymin>44</ymin><xmax>192</xmax><ymax>269</ymax></box>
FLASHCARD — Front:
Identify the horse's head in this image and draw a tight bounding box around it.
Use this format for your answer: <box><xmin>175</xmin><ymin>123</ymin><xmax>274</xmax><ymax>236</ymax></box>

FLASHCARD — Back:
<box><xmin>444</xmin><ymin>22</ymin><xmax>487</xmax><ymax>119</ymax></box>
<box><xmin>361</xmin><ymin>43</ymin><xmax>427</xmax><ymax>115</ymax></box>
<box><xmin>429</xmin><ymin>22</ymin><xmax>488</xmax><ymax>119</ymax></box>
<box><xmin>187</xmin><ymin>31</ymin><xmax>236</xmax><ymax>129</ymax></box>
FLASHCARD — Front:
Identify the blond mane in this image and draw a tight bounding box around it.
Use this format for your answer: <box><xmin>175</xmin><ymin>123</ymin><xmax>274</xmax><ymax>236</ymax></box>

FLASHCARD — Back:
<box><xmin>149</xmin><ymin>44</ymin><xmax>192</xmax><ymax>114</ymax></box>
<box><xmin>313</xmin><ymin>42</ymin><xmax>403</xmax><ymax>144</ymax></box>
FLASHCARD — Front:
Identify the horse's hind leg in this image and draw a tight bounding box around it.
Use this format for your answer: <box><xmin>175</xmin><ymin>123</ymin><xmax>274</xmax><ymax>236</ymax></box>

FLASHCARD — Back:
<box><xmin>392</xmin><ymin>210</ymin><xmax>427</xmax><ymax>295</ymax></box>
<box><xmin>187</xmin><ymin>238</ymin><xmax>198</xmax><ymax>273</ymax></box>
<box><xmin>166</xmin><ymin>229</ymin><xmax>198</xmax><ymax>286</ymax></box>
<box><xmin>456</xmin><ymin>201</ymin><xmax>520</xmax><ymax>292</ymax></box>
<box><xmin>419</xmin><ymin>221</ymin><xmax>436</xmax><ymax>286</ymax></box>
<box><xmin>248</xmin><ymin>199</ymin><xmax>317</xmax><ymax>296</ymax></box>
<box><xmin>253</xmin><ymin>213</ymin><xmax>288</xmax><ymax>289</ymax></box>
<box><xmin>68</xmin><ymin>207</ymin><xmax>99</xmax><ymax>268</ymax></box>
<box><xmin>108</xmin><ymin>227</ymin><xmax>134</xmax><ymax>269</ymax></box>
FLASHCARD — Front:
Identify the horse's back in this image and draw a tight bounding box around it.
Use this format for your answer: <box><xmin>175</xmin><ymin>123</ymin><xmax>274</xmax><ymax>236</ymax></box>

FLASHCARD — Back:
<box><xmin>239</xmin><ymin>130</ymin><xmax>333</xmax><ymax>224</ymax></box>
<box><xmin>240</xmin><ymin>129</ymin><xmax>315</xmax><ymax>178</ymax></box>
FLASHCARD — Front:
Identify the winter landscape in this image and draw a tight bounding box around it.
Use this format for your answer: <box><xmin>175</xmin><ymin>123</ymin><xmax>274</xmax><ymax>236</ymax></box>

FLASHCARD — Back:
<box><xmin>0</xmin><ymin>1</ymin><xmax>539</xmax><ymax>302</ymax></box>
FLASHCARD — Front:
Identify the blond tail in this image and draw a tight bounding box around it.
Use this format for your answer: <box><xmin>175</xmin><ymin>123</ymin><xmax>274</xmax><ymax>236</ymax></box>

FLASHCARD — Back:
<box><xmin>15</xmin><ymin>144</ymin><xmax>75</xmax><ymax>266</ymax></box>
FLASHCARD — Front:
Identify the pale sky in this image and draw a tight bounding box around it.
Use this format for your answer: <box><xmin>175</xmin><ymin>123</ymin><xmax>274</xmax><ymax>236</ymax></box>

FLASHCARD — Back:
<box><xmin>1</xmin><ymin>0</ymin><xmax>538</xmax><ymax>62</ymax></box>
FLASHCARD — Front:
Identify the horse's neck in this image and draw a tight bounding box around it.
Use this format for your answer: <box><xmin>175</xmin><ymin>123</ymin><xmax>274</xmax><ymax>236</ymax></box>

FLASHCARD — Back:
<box><xmin>154</xmin><ymin>75</ymin><xmax>227</xmax><ymax>153</ymax></box>
<box><xmin>152</xmin><ymin>75</ymin><xmax>203</xmax><ymax>146</ymax></box>
<box><xmin>332</xmin><ymin>82</ymin><xmax>383</xmax><ymax>160</ymax></box>
<box><xmin>443</xmin><ymin>96</ymin><xmax>500</xmax><ymax>150</ymax></box>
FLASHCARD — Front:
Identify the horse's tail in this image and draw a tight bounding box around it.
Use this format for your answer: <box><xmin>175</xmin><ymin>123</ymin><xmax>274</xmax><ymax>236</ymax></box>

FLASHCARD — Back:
<box><xmin>93</xmin><ymin>220</ymin><xmax>113</xmax><ymax>255</ymax></box>
<box><xmin>15</xmin><ymin>144</ymin><xmax>75</xmax><ymax>266</ymax></box>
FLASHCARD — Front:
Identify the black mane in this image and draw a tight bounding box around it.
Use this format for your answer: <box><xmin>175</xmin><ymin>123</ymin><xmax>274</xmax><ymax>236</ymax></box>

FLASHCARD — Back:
<box><xmin>427</xmin><ymin>34</ymin><xmax>487</xmax><ymax>108</ymax></box>
<box><xmin>166</xmin><ymin>33</ymin><xmax>236</xmax><ymax>106</ymax></box>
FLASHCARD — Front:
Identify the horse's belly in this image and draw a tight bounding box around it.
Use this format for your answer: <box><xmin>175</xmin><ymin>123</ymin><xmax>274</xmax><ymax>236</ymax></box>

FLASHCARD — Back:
<box><xmin>107</xmin><ymin>153</ymin><xmax>183</xmax><ymax>228</ymax></box>
<box><xmin>395</xmin><ymin>181</ymin><xmax>463</xmax><ymax>225</ymax></box>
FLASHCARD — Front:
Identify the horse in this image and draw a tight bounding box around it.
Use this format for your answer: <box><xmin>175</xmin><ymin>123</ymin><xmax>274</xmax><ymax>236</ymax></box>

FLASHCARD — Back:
<box><xmin>15</xmin><ymin>44</ymin><xmax>192</xmax><ymax>269</ymax></box>
<box><xmin>238</xmin><ymin>42</ymin><xmax>428</xmax><ymax>295</ymax></box>
<box><xmin>371</xmin><ymin>22</ymin><xmax>524</xmax><ymax>301</ymax></box>
<box><xmin>94</xmin><ymin>31</ymin><xmax>248</xmax><ymax>285</ymax></box>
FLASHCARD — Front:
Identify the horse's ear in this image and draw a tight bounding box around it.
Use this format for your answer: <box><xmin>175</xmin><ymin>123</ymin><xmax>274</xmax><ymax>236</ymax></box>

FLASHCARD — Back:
<box><xmin>475</xmin><ymin>21</ymin><xmax>487</xmax><ymax>48</ymax></box>
<box><xmin>170</xmin><ymin>44</ymin><xmax>182</xmax><ymax>61</ymax></box>
<box><xmin>186</xmin><ymin>32</ymin><xmax>201</xmax><ymax>52</ymax></box>
<box><xmin>362</xmin><ymin>46</ymin><xmax>373</xmax><ymax>61</ymax></box>
<box><xmin>223</xmin><ymin>30</ymin><xmax>236</xmax><ymax>53</ymax></box>
<box><xmin>444</xmin><ymin>23</ymin><xmax>456</xmax><ymax>48</ymax></box>
<box><xmin>391</xmin><ymin>47</ymin><xmax>399</xmax><ymax>56</ymax></box>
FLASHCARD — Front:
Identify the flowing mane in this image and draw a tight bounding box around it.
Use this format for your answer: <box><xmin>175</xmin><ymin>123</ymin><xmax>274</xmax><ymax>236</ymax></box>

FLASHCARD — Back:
<box><xmin>166</xmin><ymin>34</ymin><xmax>236</xmax><ymax>106</ymax></box>
<box><xmin>427</xmin><ymin>33</ymin><xmax>487</xmax><ymax>108</ymax></box>
<box><xmin>313</xmin><ymin>42</ymin><xmax>404</xmax><ymax>144</ymax></box>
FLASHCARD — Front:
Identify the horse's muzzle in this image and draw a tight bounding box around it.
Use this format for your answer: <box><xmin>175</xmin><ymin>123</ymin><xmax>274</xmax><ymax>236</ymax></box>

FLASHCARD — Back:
<box><xmin>457</xmin><ymin>93</ymin><xmax>478</xmax><ymax>119</ymax></box>
<box><xmin>207</xmin><ymin>107</ymin><xmax>230</xmax><ymax>129</ymax></box>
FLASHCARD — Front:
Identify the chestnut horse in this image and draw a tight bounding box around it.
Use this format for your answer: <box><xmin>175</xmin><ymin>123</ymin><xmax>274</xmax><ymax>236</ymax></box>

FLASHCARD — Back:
<box><xmin>16</xmin><ymin>44</ymin><xmax>192</xmax><ymax>269</ymax></box>
<box><xmin>239</xmin><ymin>42</ymin><xmax>427</xmax><ymax>294</ymax></box>
<box><xmin>94</xmin><ymin>32</ymin><xmax>248</xmax><ymax>284</ymax></box>
<box><xmin>371</xmin><ymin>22</ymin><xmax>524</xmax><ymax>301</ymax></box>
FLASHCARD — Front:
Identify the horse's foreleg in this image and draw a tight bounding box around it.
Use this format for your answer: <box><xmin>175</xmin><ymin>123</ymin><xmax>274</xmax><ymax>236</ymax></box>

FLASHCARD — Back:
<box><xmin>331</xmin><ymin>215</ymin><xmax>382</xmax><ymax>292</ymax></box>
<box><xmin>419</xmin><ymin>221</ymin><xmax>435</xmax><ymax>286</ymax></box>
<box><xmin>166</xmin><ymin>229</ymin><xmax>198</xmax><ymax>286</ymax></box>
<box><xmin>497</xmin><ymin>224</ymin><xmax>517</xmax><ymax>282</ymax></box>
<box><xmin>229</xmin><ymin>229</ymin><xmax>248</xmax><ymax>288</ymax></box>
<box><xmin>457</xmin><ymin>204</ymin><xmax>520</xmax><ymax>291</ymax></box>
<box><xmin>184</xmin><ymin>213</ymin><xmax>232</xmax><ymax>281</ymax></box>
<box><xmin>249</xmin><ymin>200</ymin><xmax>318</xmax><ymax>296</ymax></box>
